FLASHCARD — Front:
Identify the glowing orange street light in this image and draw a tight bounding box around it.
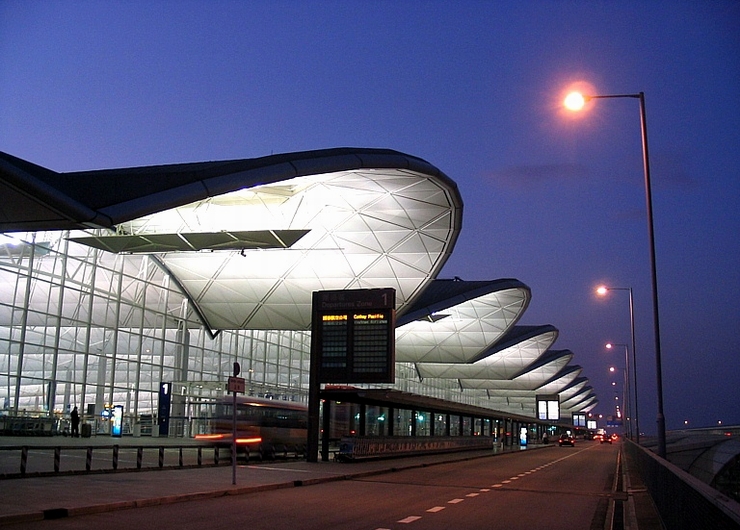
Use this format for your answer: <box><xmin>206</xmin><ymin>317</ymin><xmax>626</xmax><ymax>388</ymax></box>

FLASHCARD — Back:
<box><xmin>606</xmin><ymin>342</ymin><xmax>633</xmax><ymax>439</ymax></box>
<box><xmin>570</xmin><ymin>90</ymin><xmax>665</xmax><ymax>458</ymax></box>
<box><xmin>564</xmin><ymin>91</ymin><xmax>587</xmax><ymax>111</ymax></box>
<box><xmin>599</xmin><ymin>287</ymin><xmax>639</xmax><ymax>443</ymax></box>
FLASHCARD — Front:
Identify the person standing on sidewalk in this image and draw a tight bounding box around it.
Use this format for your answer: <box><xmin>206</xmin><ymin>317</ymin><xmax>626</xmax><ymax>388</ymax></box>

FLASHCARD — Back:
<box><xmin>71</xmin><ymin>406</ymin><xmax>80</xmax><ymax>437</ymax></box>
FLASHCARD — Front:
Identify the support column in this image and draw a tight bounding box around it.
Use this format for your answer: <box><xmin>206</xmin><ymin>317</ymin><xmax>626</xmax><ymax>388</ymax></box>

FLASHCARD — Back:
<box><xmin>321</xmin><ymin>399</ymin><xmax>331</xmax><ymax>462</ymax></box>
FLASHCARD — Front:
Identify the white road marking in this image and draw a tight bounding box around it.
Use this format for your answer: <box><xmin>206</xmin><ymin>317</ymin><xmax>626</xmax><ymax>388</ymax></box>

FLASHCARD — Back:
<box><xmin>398</xmin><ymin>516</ymin><xmax>422</xmax><ymax>523</ymax></box>
<box><xmin>448</xmin><ymin>498</ymin><xmax>465</xmax><ymax>504</ymax></box>
<box><xmin>427</xmin><ymin>506</ymin><xmax>446</xmax><ymax>513</ymax></box>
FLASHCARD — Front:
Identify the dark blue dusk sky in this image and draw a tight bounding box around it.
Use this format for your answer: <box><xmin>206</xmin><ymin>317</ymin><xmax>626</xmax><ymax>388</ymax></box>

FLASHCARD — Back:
<box><xmin>2</xmin><ymin>1</ymin><xmax>738</xmax><ymax>432</ymax></box>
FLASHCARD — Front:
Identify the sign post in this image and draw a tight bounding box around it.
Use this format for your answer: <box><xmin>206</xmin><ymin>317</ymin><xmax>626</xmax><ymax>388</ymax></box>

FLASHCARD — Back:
<box><xmin>307</xmin><ymin>288</ymin><xmax>396</xmax><ymax>462</ymax></box>
<box><xmin>228</xmin><ymin>362</ymin><xmax>244</xmax><ymax>485</ymax></box>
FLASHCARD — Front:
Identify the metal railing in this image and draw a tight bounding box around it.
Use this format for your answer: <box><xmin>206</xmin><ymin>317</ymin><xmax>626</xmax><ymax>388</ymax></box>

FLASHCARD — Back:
<box><xmin>0</xmin><ymin>444</ymin><xmax>277</xmax><ymax>478</ymax></box>
<box><xmin>625</xmin><ymin>440</ymin><xmax>740</xmax><ymax>529</ymax></box>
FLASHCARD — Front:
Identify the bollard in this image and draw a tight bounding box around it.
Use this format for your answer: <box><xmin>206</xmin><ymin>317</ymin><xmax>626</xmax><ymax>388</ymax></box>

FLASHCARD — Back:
<box><xmin>158</xmin><ymin>446</ymin><xmax>164</xmax><ymax>468</ymax></box>
<box><xmin>54</xmin><ymin>446</ymin><xmax>61</xmax><ymax>473</ymax></box>
<box><xmin>20</xmin><ymin>446</ymin><xmax>28</xmax><ymax>475</ymax></box>
<box><xmin>179</xmin><ymin>447</ymin><xmax>183</xmax><ymax>467</ymax></box>
<box><xmin>136</xmin><ymin>447</ymin><xmax>143</xmax><ymax>469</ymax></box>
<box><xmin>86</xmin><ymin>447</ymin><xmax>92</xmax><ymax>471</ymax></box>
<box><xmin>214</xmin><ymin>446</ymin><xmax>219</xmax><ymax>465</ymax></box>
<box><xmin>197</xmin><ymin>446</ymin><xmax>202</xmax><ymax>466</ymax></box>
<box><xmin>112</xmin><ymin>445</ymin><xmax>119</xmax><ymax>470</ymax></box>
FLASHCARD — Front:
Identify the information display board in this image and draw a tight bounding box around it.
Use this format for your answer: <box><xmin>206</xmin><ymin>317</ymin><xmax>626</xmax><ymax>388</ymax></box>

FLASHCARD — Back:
<box><xmin>536</xmin><ymin>394</ymin><xmax>560</xmax><ymax>421</ymax></box>
<box><xmin>311</xmin><ymin>288</ymin><xmax>396</xmax><ymax>384</ymax></box>
<box><xmin>111</xmin><ymin>405</ymin><xmax>124</xmax><ymax>437</ymax></box>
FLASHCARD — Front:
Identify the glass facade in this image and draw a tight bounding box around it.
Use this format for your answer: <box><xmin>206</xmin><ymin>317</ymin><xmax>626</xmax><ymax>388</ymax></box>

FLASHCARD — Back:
<box><xmin>1</xmin><ymin>231</ymin><xmax>489</xmax><ymax>436</ymax></box>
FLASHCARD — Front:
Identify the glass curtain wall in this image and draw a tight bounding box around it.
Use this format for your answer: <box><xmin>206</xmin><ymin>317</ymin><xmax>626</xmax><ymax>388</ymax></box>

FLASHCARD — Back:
<box><xmin>1</xmin><ymin>231</ymin><xmax>498</xmax><ymax>437</ymax></box>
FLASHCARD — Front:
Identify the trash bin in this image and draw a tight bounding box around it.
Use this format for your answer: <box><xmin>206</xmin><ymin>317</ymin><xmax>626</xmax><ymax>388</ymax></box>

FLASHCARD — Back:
<box><xmin>81</xmin><ymin>423</ymin><xmax>92</xmax><ymax>438</ymax></box>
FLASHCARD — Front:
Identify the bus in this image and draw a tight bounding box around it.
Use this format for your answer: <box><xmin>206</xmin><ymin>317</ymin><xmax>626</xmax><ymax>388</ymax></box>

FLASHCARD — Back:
<box><xmin>195</xmin><ymin>396</ymin><xmax>308</xmax><ymax>458</ymax></box>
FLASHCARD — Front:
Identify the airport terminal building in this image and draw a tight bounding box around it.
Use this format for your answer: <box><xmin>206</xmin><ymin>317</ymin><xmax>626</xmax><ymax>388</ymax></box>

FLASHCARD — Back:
<box><xmin>0</xmin><ymin>148</ymin><xmax>596</xmax><ymax>437</ymax></box>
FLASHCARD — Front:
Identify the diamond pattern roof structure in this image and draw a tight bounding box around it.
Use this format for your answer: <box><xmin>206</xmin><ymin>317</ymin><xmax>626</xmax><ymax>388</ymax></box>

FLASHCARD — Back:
<box><xmin>415</xmin><ymin>325</ymin><xmax>558</xmax><ymax>380</ymax></box>
<box><xmin>459</xmin><ymin>350</ymin><xmax>573</xmax><ymax>390</ymax></box>
<box><xmin>395</xmin><ymin>279</ymin><xmax>530</xmax><ymax>363</ymax></box>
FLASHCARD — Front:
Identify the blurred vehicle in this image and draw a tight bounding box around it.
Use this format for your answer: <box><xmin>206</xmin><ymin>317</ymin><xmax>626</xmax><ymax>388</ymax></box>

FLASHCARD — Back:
<box><xmin>195</xmin><ymin>396</ymin><xmax>307</xmax><ymax>458</ymax></box>
<box><xmin>600</xmin><ymin>432</ymin><xmax>613</xmax><ymax>444</ymax></box>
<box><xmin>558</xmin><ymin>433</ymin><xmax>575</xmax><ymax>446</ymax></box>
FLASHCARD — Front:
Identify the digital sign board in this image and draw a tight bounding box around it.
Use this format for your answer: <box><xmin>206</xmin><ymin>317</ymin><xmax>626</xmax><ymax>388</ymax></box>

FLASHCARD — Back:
<box><xmin>111</xmin><ymin>405</ymin><xmax>124</xmax><ymax>437</ymax></box>
<box><xmin>311</xmin><ymin>288</ymin><xmax>396</xmax><ymax>383</ymax></box>
<box><xmin>536</xmin><ymin>394</ymin><xmax>560</xmax><ymax>421</ymax></box>
<box><xmin>572</xmin><ymin>413</ymin><xmax>586</xmax><ymax>427</ymax></box>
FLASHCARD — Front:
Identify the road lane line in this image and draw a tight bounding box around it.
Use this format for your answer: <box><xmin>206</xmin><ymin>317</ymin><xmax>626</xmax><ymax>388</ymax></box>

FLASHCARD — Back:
<box><xmin>398</xmin><ymin>516</ymin><xmax>422</xmax><ymax>523</ymax></box>
<box><xmin>448</xmin><ymin>498</ymin><xmax>465</xmax><ymax>504</ymax></box>
<box><xmin>427</xmin><ymin>506</ymin><xmax>445</xmax><ymax>513</ymax></box>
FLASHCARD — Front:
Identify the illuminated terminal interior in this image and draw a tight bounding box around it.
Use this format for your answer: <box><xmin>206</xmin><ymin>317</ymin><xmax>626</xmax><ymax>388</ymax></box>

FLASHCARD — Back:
<box><xmin>0</xmin><ymin>148</ymin><xmax>597</xmax><ymax>436</ymax></box>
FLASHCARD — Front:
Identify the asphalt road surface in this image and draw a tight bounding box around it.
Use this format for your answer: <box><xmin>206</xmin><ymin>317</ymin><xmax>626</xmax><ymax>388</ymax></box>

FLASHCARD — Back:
<box><xmin>4</xmin><ymin>442</ymin><xmax>619</xmax><ymax>530</ymax></box>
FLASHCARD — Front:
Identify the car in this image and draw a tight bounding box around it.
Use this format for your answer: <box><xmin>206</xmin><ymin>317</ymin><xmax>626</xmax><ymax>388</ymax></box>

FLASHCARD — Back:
<box><xmin>600</xmin><ymin>433</ymin><xmax>612</xmax><ymax>444</ymax></box>
<box><xmin>558</xmin><ymin>433</ymin><xmax>575</xmax><ymax>446</ymax></box>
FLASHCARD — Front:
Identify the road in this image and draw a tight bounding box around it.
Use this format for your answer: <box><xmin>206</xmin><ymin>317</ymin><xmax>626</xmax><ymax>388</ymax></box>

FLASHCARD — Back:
<box><xmin>4</xmin><ymin>441</ymin><xmax>619</xmax><ymax>530</ymax></box>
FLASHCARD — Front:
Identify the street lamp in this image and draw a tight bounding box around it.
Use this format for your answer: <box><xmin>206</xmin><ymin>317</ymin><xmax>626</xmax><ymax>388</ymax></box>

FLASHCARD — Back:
<box><xmin>598</xmin><ymin>285</ymin><xmax>640</xmax><ymax>444</ymax></box>
<box><xmin>567</xmin><ymin>90</ymin><xmax>666</xmax><ymax>458</ymax></box>
<box><xmin>606</xmin><ymin>342</ymin><xmax>633</xmax><ymax>440</ymax></box>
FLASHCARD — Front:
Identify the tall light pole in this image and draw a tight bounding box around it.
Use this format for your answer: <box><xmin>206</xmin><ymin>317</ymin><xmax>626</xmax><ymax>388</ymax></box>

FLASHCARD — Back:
<box><xmin>598</xmin><ymin>286</ymin><xmax>640</xmax><ymax>444</ymax></box>
<box><xmin>566</xmin><ymin>91</ymin><xmax>666</xmax><ymax>458</ymax></box>
<box><xmin>606</xmin><ymin>342</ymin><xmax>632</xmax><ymax>440</ymax></box>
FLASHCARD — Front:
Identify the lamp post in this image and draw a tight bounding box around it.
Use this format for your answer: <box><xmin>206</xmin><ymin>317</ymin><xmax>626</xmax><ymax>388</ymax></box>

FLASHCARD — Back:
<box><xmin>606</xmin><ymin>342</ymin><xmax>632</xmax><ymax>440</ymax></box>
<box><xmin>567</xmin><ymin>91</ymin><xmax>666</xmax><ymax>458</ymax></box>
<box><xmin>598</xmin><ymin>286</ymin><xmax>640</xmax><ymax>444</ymax></box>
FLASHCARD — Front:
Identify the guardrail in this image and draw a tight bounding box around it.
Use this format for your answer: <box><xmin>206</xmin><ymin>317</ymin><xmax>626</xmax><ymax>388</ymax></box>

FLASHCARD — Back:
<box><xmin>625</xmin><ymin>439</ymin><xmax>740</xmax><ymax>530</ymax></box>
<box><xmin>0</xmin><ymin>444</ymin><xmax>283</xmax><ymax>478</ymax></box>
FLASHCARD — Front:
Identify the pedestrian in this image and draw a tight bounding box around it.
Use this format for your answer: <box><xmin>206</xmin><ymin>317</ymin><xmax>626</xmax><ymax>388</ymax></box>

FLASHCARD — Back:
<box><xmin>71</xmin><ymin>406</ymin><xmax>80</xmax><ymax>437</ymax></box>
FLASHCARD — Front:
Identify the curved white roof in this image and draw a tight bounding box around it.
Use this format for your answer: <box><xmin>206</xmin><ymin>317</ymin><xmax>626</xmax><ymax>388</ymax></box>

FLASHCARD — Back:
<box><xmin>416</xmin><ymin>325</ymin><xmax>558</xmax><ymax>380</ymax></box>
<box><xmin>395</xmin><ymin>281</ymin><xmax>530</xmax><ymax>363</ymax></box>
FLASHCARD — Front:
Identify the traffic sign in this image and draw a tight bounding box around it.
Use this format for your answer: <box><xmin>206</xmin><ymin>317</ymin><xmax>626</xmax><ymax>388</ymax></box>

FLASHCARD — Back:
<box><xmin>227</xmin><ymin>376</ymin><xmax>245</xmax><ymax>393</ymax></box>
